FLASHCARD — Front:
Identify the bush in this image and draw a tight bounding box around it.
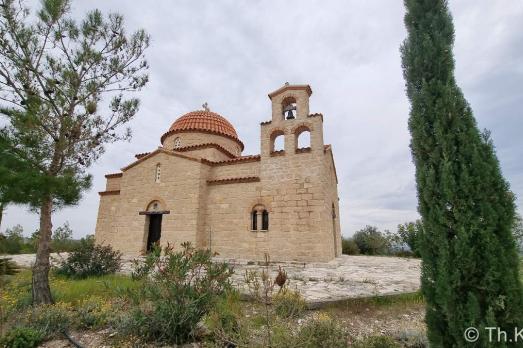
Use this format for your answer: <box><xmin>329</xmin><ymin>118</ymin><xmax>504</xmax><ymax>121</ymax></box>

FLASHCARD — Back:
<box><xmin>353</xmin><ymin>226</ymin><xmax>390</xmax><ymax>255</ymax></box>
<box><xmin>204</xmin><ymin>291</ymin><xmax>247</xmax><ymax>346</ymax></box>
<box><xmin>54</xmin><ymin>236</ymin><xmax>121</xmax><ymax>279</ymax></box>
<box><xmin>76</xmin><ymin>295</ymin><xmax>115</xmax><ymax>329</ymax></box>
<box><xmin>0</xmin><ymin>327</ymin><xmax>44</xmax><ymax>348</ymax></box>
<box><xmin>25</xmin><ymin>303</ymin><xmax>72</xmax><ymax>338</ymax></box>
<box><xmin>294</xmin><ymin>314</ymin><xmax>347</xmax><ymax>348</ymax></box>
<box><xmin>342</xmin><ymin>238</ymin><xmax>360</xmax><ymax>255</ymax></box>
<box><xmin>127</xmin><ymin>242</ymin><xmax>233</xmax><ymax>345</ymax></box>
<box><xmin>273</xmin><ymin>289</ymin><xmax>306</xmax><ymax>319</ymax></box>
<box><xmin>0</xmin><ymin>258</ymin><xmax>19</xmax><ymax>276</ymax></box>
<box><xmin>353</xmin><ymin>335</ymin><xmax>401</xmax><ymax>348</ymax></box>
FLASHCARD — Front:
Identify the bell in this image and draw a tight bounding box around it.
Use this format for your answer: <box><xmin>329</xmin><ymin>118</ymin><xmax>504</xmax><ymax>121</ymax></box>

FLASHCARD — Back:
<box><xmin>286</xmin><ymin>110</ymin><xmax>295</xmax><ymax>119</ymax></box>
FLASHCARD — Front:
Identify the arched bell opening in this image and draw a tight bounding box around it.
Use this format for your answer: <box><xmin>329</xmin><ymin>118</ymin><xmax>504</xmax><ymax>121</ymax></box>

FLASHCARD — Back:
<box><xmin>294</xmin><ymin>125</ymin><xmax>312</xmax><ymax>151</ymax></box>
<box><xmin>270</xmin><ymin>130</ymin><xmax>285</xmax><ymax>153</ymax></box>
<box><xmin>281</xmin><ymin>96</ymin><xmax>297</xmax><ymax>120</ymax></box>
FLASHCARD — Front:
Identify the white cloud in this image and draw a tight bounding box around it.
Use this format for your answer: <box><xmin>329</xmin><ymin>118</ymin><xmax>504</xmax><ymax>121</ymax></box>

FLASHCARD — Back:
<box><xmin>2</xmin><ymin>0</ymin><xmax>522</xmax><ymax>238</ymax></box>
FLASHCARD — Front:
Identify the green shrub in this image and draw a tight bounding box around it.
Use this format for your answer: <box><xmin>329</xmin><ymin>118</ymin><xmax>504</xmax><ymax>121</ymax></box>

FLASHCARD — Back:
<box><xmin>0</xmin><ymin>258</ymin><xmax>19</xmax><ymax>276</ymax></box>
<box><xmin>353</xmin><ymin>335</ymin><xmax>401</xmax><ymax>348</ymax></box>
<box><xmin>127</xmin><ymin>242</ymin><xmax>233</xmax><ymax>345</ymax></box>
<box><xmin>204</xmin><ymin>291</ymin><xmax>248</xmax><ymax>346</ymax></box>
<box><xmin>75</xmin><ymin>295</ymin><xmax>115</xmax><ymax>329</ymax></box>
<box><xmin>353</xmin><ymin>226</ymin><xmax>390</xmax><ymax>255</ymax></box>
<box><xmin>294</xmin><ymin>315</ymin><xmax>347</xmax><ymax>348</ymax></box>
<box><xmin>342</xmin><ymin>238</ymin><xmax>360</xmax><ymax>255</ymax></box>
<box><xmin>25</xmin><ymin>303</ymin><xmax>72</xmax><ymax>338</ymax></box>
<box><xmin>54</xmin><ymin>236</ymin><xmax>121</xmax><ymax>278</ymax></box>
<box><xmin>0</xmin><ymin>327</ymin><xmax>44</xmax><ymax>348</ymax></box>
<box><xmin>273</xmin><ymin>289</ymin><xmax>306</xmax><ymax>319</ymax></box>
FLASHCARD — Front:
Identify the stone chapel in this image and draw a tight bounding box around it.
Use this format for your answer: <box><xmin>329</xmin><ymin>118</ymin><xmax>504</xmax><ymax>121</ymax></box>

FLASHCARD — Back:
<box><xmin>94</xmin><ymin>84</ymin><xmax>342</xmax><ymax>262</ymax></box>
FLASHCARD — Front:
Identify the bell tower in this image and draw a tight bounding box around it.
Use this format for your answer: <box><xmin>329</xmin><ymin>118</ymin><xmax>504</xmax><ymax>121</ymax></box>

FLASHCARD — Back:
<box><xmin>256</xmin><ymin>83</ymin><xmax>340</xmax><ymax>261</ymax></box>
<box><xmin>260</xmin><ymin>83</ymin><xmax>323</xmax><ymax>157</ymax></box>
<box><xmin>269</xmin><ymin>82</ymin><xmax>312</xmax><ymax>122</ymax></box>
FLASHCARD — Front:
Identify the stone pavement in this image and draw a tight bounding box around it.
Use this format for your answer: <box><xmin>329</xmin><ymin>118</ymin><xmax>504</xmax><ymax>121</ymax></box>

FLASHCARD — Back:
<box><xmin>5</xmin><ymin>253</ymin><xmax>420</xmax><ymax>307</ymax></box>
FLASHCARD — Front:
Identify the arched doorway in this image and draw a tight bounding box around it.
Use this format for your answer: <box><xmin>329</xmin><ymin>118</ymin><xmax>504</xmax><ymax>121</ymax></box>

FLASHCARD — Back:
<box><xmin>147</xmin><ymin>214</ymin><xmax>162</xmax><ymax>251</ymax></box>
<box><xmin>139</xmin><ymin>200</ymin><xmax>170</xmax><ymax>252</ymax></box>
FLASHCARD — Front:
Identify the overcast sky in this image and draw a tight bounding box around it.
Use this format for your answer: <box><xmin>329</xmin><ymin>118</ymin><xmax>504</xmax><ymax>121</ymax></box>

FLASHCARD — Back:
<box><xmin>2</xmin><ymin>0</ymin><xmax>522</xmax><ymax>239</ymax></box>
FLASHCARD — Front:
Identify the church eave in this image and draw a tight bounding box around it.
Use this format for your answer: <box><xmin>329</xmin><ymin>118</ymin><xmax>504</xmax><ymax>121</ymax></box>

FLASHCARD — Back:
<box><xmin>160</xmin><ymin>128</ymin><xmax>245</xmax><ymax>151</ymax></box>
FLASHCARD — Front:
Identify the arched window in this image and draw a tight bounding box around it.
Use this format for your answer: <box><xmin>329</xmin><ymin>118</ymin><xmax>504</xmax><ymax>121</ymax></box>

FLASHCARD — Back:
<box><xmin>251</xmin><ymin>210</ymin><xmax>258</xmax><ymax>230</ymax></box>
<box><xmin>251</xmin><ymin>205</ymin><xmax>268</xmax><ymax>231</ymax></box>
<box><xmin>295</xmin><ymin>125</ymin><xmax>311</xmax><ymax>151</ymax></box>
<box><xmin>173</xmin><ymin>137</ymin><xmax>181</xmax><ymax>149</ymax></box>
<box><xmin>262</xmin><ymin>210</ymin><xmax>269</xmax><ymax>231</ymax></box>
<box><xmin>270</xmin><ymin>130</ymin><xmax>285</xmax><ymax>153</ymax></box>
<box><xmin>155</xmin><ymin>163</ymin><xmax>161</xmax><ymax>183</ymax></box>
<box><xmin>282</xmin><ymin>96</ymin><xmax>297</xmax><ymax>120</ymax></box>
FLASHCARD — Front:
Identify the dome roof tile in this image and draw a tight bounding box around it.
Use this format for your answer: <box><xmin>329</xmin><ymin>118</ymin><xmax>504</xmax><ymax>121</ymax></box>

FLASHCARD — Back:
<box><xmin>160</xmin><ymin>110</ymin><xmax>243</xmax><ymax>150</ymax></box>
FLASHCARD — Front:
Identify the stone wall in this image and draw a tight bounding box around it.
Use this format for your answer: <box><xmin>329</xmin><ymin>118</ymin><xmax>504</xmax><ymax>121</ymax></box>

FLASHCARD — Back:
<box><xmin>96</xmin><ymin>151</ymin><xmax>206</xmax><ymax>254</ymax></box>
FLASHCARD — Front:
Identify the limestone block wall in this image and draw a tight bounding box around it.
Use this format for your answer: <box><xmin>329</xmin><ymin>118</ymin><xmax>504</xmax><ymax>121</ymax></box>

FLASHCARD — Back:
<box><xmin>258</xmin><ymin>153</ymin><xmax>331</xmax><ymax>262</ymax></box>
<box><xmin>163</xmin><ymin>132</ymin><xmax>242</xmax><ymax>157</ymax></box>
<box><xmin>94</xmin><ymin>194</ymin><xmax>120</xmax><ymax>246</ymax></box>
<box><xmin>105</xmin><ymin>177</ymin><xmax>121</xmax><ymax>191</ymax></box>
<box><xmin>205</xmin><ymin>182</ymin><xmax>260</xmax><ymax>259</ymax></box>
<box><xmin>95</xmin><ymin>152</ymin><xmax>206</xmax><ymax>254</ymax></box>
<box><xmin>323</xmin><ymin>148</ymin><xmax>342</xmax><ymax>257</ymax></box>
<box><xmin>209</xmin><ymin>160</ymin><xmax>260</xmax><ymax>180</ymax></box>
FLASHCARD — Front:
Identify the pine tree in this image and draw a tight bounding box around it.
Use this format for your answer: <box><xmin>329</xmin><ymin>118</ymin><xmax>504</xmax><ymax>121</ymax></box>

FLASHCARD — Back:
<box><xmin>0</xmin><ymin>0</ymin><xmax>149</xmax><ymax>304</ymax></box>
<box><xmin>400</xmin><ymin>0</ymin><xmax>523</xmax><ymax>346</ymax></box>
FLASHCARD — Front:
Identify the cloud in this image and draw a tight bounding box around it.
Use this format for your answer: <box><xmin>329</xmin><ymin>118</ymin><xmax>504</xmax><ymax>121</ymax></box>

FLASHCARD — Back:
<box><xmin>2</xmin><ymin>0</ymin><xmax>522</xmax><ymax>239</ymax></box>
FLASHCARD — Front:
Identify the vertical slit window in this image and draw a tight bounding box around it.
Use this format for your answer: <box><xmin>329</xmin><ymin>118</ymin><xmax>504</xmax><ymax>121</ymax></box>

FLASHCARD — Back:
<box><xmin>251</xmin><ymin>210</ymin><xmax>257</xmax><ymax>230</ymax></box>
<box><xmin>155</xmin><ymin>164</ymin><xmax>161</xmax><ymax>183</ymax></box>
<box><xmin>262</xmin><ymin>210</ymin><xmax>269</xmax><ymax>230</ymax></box>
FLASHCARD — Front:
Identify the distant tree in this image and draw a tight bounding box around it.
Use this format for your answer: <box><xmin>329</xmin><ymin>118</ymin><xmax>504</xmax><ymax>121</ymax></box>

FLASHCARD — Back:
<box><xmin>0</xmin><ymin>224</ymin><xmax>24</xmax><ymax>254</ymax></box>
<box><xmin>401</xmin><ymin>0</ymin><xmax>523</xmax><ymax>345</ymax></box>
<box><xmin>341</xmin><ymin>237</ymin><xmax>360</xmax><ymax>255</ymax></box>
<box><xmin>51</xmin><ymin>221</ymin><xmax>74</xmax><ymax>252</ymax></box>
<box><xmin>0</xmin><ymin>0</ymin><xmax>149</xmax><ymax>304</ymax></box>
<box><xmin>352</xmin><ymin>226</ymin><xmax>389</xmax><ymax>255</ymax></box>
<box><xmin>397</xmin><ymin>220</ymin><xmax>422</xmax><ymax>257</ymax></box>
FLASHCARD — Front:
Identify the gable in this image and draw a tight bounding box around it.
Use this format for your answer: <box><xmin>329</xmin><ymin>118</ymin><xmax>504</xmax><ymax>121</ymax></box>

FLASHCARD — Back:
<box><xmin>121</xmin><ymin>148</ymin><xmax>203</xmax><ymax>172</ymax></box>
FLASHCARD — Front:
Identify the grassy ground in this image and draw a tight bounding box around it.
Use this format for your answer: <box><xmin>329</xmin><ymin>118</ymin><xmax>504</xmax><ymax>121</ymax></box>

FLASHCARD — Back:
<box><xmin>1</xmin><ymin>269</ymin><xmax>139</xmax><ymax>308</ymax></box>
<box><xmin>1</xmin><ymin>260</ymin><xmax>522</xmax><ymax>347</ymax></box>
<box><xmin>0</xmin><ymin>269</ymin><xmax>425</xmax><ymax>347</ymax></box>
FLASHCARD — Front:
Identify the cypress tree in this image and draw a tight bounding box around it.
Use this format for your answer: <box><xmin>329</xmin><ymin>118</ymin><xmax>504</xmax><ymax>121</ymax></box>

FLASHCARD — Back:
<box><xmin>400</xmin><ymin>1</ymin><xmax>523</xmax><ymax>346</ymax></box>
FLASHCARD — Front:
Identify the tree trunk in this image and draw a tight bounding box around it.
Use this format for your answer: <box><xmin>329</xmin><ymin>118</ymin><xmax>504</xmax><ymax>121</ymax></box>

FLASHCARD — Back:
<box><xmin>0</xmin><ymin>202</ymin><xmax>4</xmax><ymax>232</ymax></box>
<box><xmin>32</xmin><ymin>197</ymin><xmax>54</xmax><ymax>304</ymax></box>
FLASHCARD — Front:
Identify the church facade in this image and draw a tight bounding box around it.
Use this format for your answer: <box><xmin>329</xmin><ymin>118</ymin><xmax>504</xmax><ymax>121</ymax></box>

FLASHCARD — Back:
<box><xmin>94</xmin><ymin>84</ymin><xmax>342</xmax><ymax>262</ymax></box>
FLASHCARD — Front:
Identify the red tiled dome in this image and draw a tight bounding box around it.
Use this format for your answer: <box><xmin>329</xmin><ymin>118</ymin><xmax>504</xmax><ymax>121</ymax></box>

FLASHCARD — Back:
<box><xmin>161</xmin><ymin>110</ymin><xmax>243</xmax><ymax>150</ymax></box>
